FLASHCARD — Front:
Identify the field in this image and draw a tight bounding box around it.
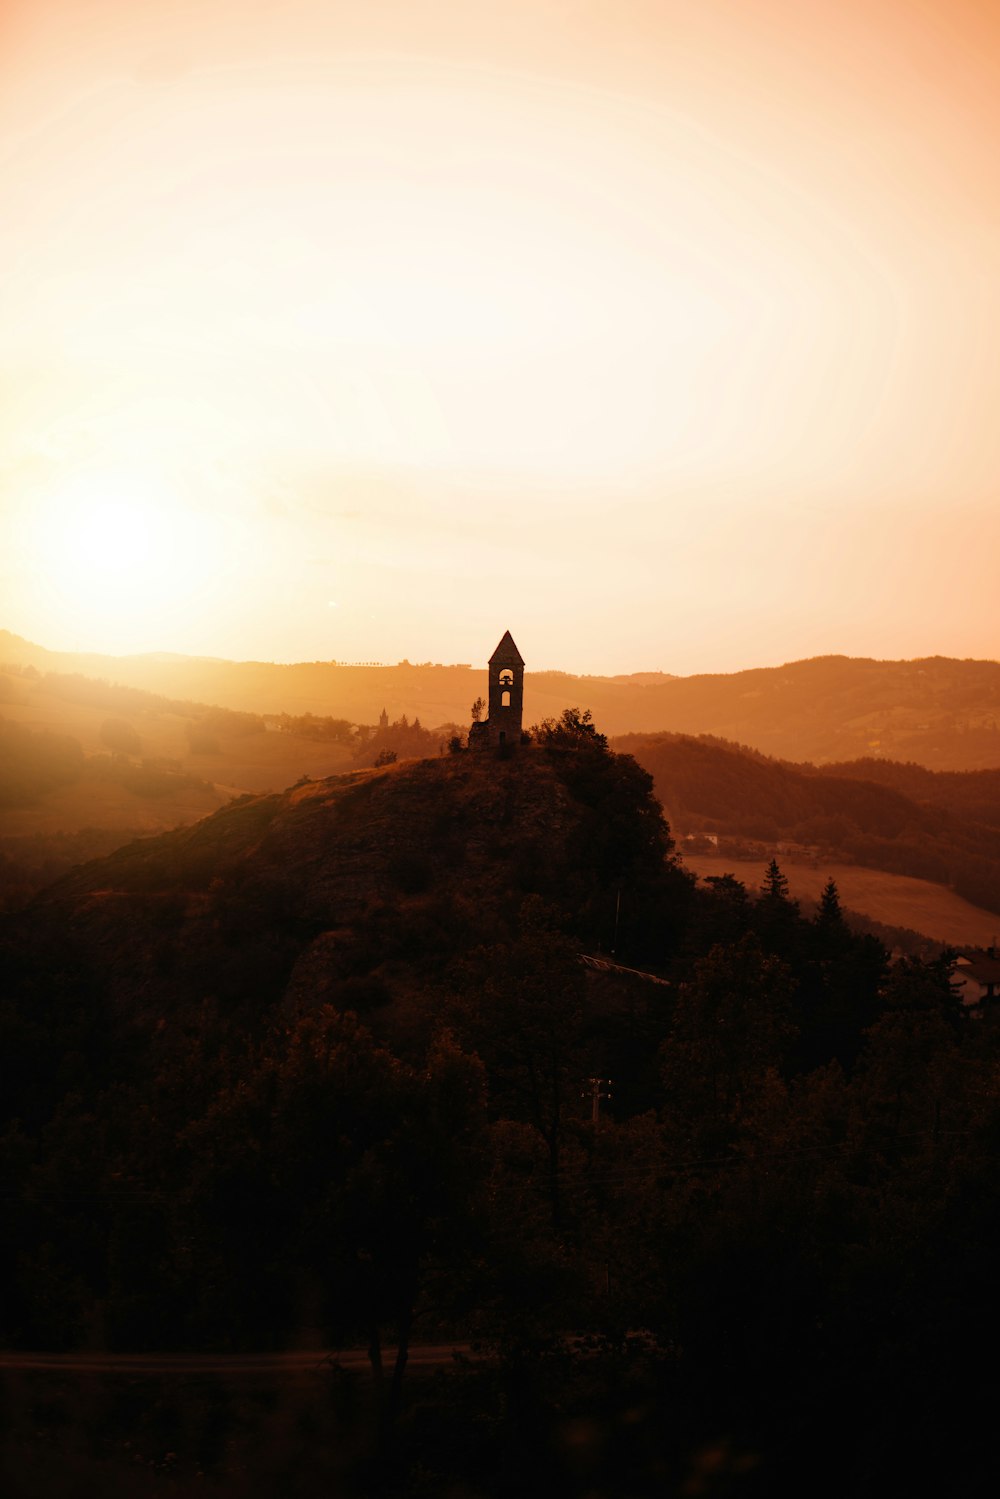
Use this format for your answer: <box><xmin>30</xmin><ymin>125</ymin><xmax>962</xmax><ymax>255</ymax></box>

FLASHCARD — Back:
<box><xmin>681</xmin><ymin>853</ymin><xmax>999</xmax><ymax>948</ymax></box>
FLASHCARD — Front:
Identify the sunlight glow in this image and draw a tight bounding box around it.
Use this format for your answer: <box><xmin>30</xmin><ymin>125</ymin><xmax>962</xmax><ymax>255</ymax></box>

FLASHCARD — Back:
<box><xmin>52</xmin><ymin>478</ymin><xmax>166</xmax><ymax>576</ymax></box>
<box><xmin>20</xmin><ymin>467</ymin><xmax>221</xmax><ymax>654</ymax></box>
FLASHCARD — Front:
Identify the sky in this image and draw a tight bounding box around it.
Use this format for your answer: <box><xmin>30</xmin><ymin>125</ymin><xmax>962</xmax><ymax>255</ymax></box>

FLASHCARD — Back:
<box><xmin>2</xmin><ymin>0</ymin><xmax>999</xmax><ymax>675</ymax></box>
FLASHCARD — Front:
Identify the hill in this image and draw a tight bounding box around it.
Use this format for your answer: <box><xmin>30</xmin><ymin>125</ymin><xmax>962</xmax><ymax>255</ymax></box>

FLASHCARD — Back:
<box><xmin>812</xmin><ymin>755</ymin><xmax>1000</xmax><ymax>827</ymax></box>
<box><xmin>7</xmin><ymin>637</ymin><xmax>1000</xmax><ymax>943</ymax></box>
<box><xmin>0</xmin><ymin>666</ymin><xmax>367</xmax><ymax>909</ymax></box>
<box><xmin>7</xmin><ymin>733</ymin><xmax>1000</xmax><ymax>1496</ymax></box>
<box><xmin>5</xmin><ymin>631</ymin><xmax>1000</xmax><ymax>768</ymax></box>
<box><xmin>617</xmin><ymin>730</ymin><xmax>1000</xmax><ymax>918</ymax></box>
<box><xmin>24</xmin><ymin>735</ymin><xmax>679</xmax><ymax>1025</ymax></box>
<box><xmin>0</xmin><ymin>662</ymin><xmax>360</xmax><ymax>798</ymax></box>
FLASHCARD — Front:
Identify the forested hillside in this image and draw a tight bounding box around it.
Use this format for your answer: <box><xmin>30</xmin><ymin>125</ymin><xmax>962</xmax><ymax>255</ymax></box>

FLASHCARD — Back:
<box><xmin>618</xmin><ymin>731</ymin><xmax>1000</xmax><ymax>914</ymax></box>
<box><xmin>819</xmin><ymin>755</ymin><xmax>1000</xmax><ymax>827</ymax></box>
<box><xmin>4</xmin><ymin>725</ymin><xmax>1000</xmax><ymax>1494</ymax></box>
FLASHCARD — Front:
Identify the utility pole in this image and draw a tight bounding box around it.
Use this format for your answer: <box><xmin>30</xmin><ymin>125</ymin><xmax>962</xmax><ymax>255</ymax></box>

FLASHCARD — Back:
<box><xmin>584</xmin><ymin>1077</ymin><xmax>612</xmax><ymax>1125</ymax></box>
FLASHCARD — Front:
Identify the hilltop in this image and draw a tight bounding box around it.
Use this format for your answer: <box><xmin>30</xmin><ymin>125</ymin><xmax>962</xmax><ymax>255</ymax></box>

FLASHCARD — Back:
<box><xmin>5</xmin><ymin>631</ymin><xmax>1000</xmax><ymax>768</ymax></box>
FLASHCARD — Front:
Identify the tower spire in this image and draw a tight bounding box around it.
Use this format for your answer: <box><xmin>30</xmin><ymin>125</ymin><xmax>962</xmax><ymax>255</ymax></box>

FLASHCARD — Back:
<box><xmin>470</xmin><ymin>632</ymin><xmax>525</xmax><ymax>749</ymax></box>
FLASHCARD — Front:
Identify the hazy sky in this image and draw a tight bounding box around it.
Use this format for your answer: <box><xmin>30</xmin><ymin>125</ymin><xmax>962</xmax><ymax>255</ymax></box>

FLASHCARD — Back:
<box><xmin>2</xmin><ymin>0</ymin><xmax>999</xmax><ymax>674</ymax></box>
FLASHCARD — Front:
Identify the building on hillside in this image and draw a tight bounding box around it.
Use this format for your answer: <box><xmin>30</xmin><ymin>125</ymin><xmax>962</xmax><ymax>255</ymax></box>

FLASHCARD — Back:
<box><xmin>951</xmin><ymin>948</ymin><xmax>1000</xmax><ymax>1012</ymax></box>
<box><xmin>379</xmin><ymin>707</ymin><xmax>389</xmax><ymax>731</ymax></box>
<box><xmin>469</xmin><ymin>630</ymin><xmax>525</xmax><ymax>750</ymax></box>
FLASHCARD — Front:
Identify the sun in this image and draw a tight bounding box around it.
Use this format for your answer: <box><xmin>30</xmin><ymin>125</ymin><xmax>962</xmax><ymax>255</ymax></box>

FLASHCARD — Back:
<box><xmin>54</xmin><ymin>480</ymin><xmax>167</xmax><ymax>577</ymax></box>
<box><xmin>22</xmin><ymin>466</ymin><xmax>217</xmax><ymax>654</ymax></box>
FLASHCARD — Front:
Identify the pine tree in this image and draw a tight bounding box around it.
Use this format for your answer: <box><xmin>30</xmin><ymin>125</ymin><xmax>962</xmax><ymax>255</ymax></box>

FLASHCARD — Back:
<box><xmin>761</xmin><ymin>858</ymin><xmax>790</xmax><ymax>903</ymax></box>
<box><xmin>816</xmin><ymin>877</ymin><xmax>845</xmax><ymax>929</ymax></box>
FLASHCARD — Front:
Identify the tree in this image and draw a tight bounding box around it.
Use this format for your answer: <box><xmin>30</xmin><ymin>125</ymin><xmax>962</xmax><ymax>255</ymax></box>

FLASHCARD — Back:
<box><xmin>471</xmin><ymin>696</ymin><xmax>486</xmax><ymax>723</ymax></box>
<box><xmin>815</xmin><ymin>877</ymin><xmax>845</xmax><ymax>931</ymax></box>
<box><xmin>852</xmin><ymin>957</ymin><xmax>965</xmax><ymax>1156</ymax></box>
<box><xmin>662</xmin><ymin>934</ymin><xmax>796</xmax><ymax>1145</ymax></box>
<box><xmin>755</xmin><ymin>857</ymin><xmax>801</xmax><ymax>958</ymax></box>
<box><xmin>529</xmin><ymin>710</ymin><xmax>688</xmax><ymax>961</ymax></box>
<box><xmin>761</xmin><ymin>858</ymin><xmax>791</xmax><ymax>903</ymax></box>
<box><xmin>185</xmin><ymin>1010</ymin><xmax>487</xmax><ymax>1428</ymax></box>
<box><xmin>533</xmin><ymin>706</ymin><xmax>608</xmax><ymax>752</ymax></box>
<box><xmin>449</xmin><ymin>900</ymin><xmax>589</xmax><ymax>1234</ymax></box>
<box><xmin>694</xmin><ymin>874</ymin><xmax>753</xmax><ymax>949</ymax></box>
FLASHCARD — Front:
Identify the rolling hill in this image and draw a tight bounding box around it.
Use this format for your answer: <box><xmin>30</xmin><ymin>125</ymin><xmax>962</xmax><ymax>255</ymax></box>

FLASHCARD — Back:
<box><xmin>5</xmin><ymin>631</ymin><xmax>1000</xmax><ymax>769</ymax></box>
<box><xmin>0</xmin><ymin>668</ymin><xmax>360</xmax><ymax>909</ymax></box>
<box><xmin>5</xmin><ymin>633</ymin><xmax>1000</xmax><ymax>941</ymax></box>
<box><xmin>617</xmin><ymin>730</ymin><xmax>1000</xmax><ymax>920</ymax></box>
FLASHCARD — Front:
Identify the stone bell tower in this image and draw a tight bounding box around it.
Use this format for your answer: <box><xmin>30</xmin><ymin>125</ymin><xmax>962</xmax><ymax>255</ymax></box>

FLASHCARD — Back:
<box><xmin>486</xmin><ymin>630</ymin><xmax>524</xmax><ymax>747</ymax></box>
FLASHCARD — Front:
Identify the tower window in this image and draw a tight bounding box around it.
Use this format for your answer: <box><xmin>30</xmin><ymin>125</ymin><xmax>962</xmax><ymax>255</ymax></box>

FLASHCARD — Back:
<box><xmin>499</xmin><ymin>669</ymin><xmax>514</xmax><ymax>686</ymax></box>
<box><xmin>501</xmin><ymin>690</ymin><xmax>511</xmax><ymax>708</ymax></box>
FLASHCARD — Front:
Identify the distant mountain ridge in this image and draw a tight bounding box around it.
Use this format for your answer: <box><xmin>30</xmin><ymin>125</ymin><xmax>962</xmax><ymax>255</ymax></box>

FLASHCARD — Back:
<box><xmin>4</xmin><ymin>632</ymin><xmax>1000</xmax><ymax>769</ymax></box>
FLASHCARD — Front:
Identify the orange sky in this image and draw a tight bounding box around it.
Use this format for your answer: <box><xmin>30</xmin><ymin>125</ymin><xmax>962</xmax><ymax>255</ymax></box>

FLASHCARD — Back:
<box><xmin>2</xmin><ymin>0</ymin><xmax>999</xmax><ymax>674</ymax></box>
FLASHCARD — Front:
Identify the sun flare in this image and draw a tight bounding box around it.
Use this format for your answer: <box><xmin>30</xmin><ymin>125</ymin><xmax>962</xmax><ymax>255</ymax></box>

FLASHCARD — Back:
<box><xmin>21</xmin><ymin>467</ymin><xmax>219</xmax><ymax>655</ymax></box>
<box><xmin>52</xmin><ymin>479</ymin><xmax>166</xmax><ymax>576</ymax></box>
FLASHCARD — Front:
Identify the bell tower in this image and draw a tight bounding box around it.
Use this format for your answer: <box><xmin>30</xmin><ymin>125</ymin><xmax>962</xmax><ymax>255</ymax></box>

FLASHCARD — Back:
<box><xmin>486</xmin><ymin>630</ymin><xmax>524</xmax><ymax>747</ymax></box>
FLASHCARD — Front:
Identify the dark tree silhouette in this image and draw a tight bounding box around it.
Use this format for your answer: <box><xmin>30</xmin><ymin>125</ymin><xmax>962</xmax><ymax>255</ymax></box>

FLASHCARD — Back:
<box><xmin>816</xmin><ymin>876</ymin><xmax>843</xmax><ymax>925</ymax></box>
<box><xmin>761</xmin><ymin>857</ymin><xmax>791</xmax><ymax>903</ymax></box>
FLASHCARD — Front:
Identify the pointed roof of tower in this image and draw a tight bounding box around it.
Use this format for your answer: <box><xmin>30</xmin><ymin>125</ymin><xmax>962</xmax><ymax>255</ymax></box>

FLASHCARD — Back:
<box><xmin>489</xmin><ymin>630</ymin><xmax>524</xmax><ymax>666</ymax></box>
